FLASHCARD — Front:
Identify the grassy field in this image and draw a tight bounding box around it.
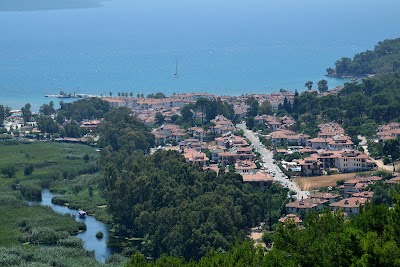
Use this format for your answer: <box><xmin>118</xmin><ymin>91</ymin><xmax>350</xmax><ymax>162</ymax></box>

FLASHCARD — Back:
<box><xmin>0</xmin><ymin>142</ymin><xmax>125</xmax><ymax>266</ymax></box>
<box><xmin>292</xmin><ymin>172</ymin><xmax>375</xmax><ymax>191</ymax></box>
<box><xmin>0</xmin><ymin>243</ymin><xmax>127</xmax><ymax>267</ymax></box>
<box><xmin>0</xmin><ymin>142</ymin><xmax>98</xmax><ymax>187</ymax></box>
<box><xmin>0</xmin><ymin>201</ymin><xmax>85</xmax><ymax>246</ymax></box>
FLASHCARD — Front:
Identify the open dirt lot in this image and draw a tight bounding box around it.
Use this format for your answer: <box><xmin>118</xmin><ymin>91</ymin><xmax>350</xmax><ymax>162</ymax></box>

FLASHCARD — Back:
<box><xmin>292</xmin><ymin>173</ymin><xmax>366</xmax><ymax>191</ymax></box>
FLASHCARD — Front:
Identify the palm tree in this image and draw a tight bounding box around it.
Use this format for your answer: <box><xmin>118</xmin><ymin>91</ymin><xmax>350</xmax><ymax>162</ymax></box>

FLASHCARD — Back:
<box><xmin>130</xmin><ymin>92</ymin><xmax>133</xmax><ymax>98</ymax></box>
<box><xmin>109</xmin><ymin>92</ymin><xmax>112</xmax><ymax>97</ymax></box>
<box><xmin>118</xmin><ymin>92</ymin><xmax>121</xmax><ymax>98</ymax></box>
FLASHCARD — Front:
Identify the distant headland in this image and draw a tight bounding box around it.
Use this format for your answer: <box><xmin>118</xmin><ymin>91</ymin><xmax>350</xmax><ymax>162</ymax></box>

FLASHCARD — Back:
<box><xmin>326</xmin><ymin>37</ymin><xmax>400</xmax><ymax>79</ymax></box>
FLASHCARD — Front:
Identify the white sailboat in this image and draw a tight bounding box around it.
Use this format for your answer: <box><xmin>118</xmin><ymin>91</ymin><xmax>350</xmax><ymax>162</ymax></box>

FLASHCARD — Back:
<box><xmin>174</xmin><ymin>56</ymin><xmax>179</xmax><ymax>78</ymax></box>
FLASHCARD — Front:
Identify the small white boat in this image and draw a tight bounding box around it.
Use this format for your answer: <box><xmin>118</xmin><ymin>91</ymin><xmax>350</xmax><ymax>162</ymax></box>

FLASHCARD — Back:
<box><xmin>78</xmin><ymin>210</ymin><xmax>87</xmax><ymax>218</ymax></box>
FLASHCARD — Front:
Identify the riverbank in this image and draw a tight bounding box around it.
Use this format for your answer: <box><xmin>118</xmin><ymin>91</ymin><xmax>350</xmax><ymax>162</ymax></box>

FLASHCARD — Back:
<box><xmin>30</xmin><ymin>189</ymin><xmax>118</xmax><ymax>263</ymax></box>
<box><xmin>0</xmin><ymin>142</ymin><xmax>125</xmax><ymax>266</ymax></box>
<box><xmin>50</xmin><ymin>173</ymin><xmax>112</xmax><ymax>223</ymax></box>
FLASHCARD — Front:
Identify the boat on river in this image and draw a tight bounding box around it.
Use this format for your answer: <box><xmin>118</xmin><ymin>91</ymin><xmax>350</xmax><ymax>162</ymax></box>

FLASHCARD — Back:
<box><xmin>78</xmin><ymin>210</ymin><xmax>87</xmax><ymax>218</ymax></box>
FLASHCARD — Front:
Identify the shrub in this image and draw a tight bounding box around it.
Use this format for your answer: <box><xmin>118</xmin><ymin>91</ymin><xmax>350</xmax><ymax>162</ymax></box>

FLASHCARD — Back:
<box><xmin>19</xmin><ymin>183</ymin><xmax>42</xmax><ymax>199</ymax></box>
<box><xmin>57</xmin><ymin>237</ymin><xmax>83</xmax><ymax>248</ymax></box>
<box><xmin>96</xmin><ymin>231</ymin><xmax>104</xmax><ymax>239</ymax></box>
<box><xmin>24</xmin><ymin>164</ymin><xmax>34</xmax><ymax>176</ymax></box>
<box><xmin>78</xmin><ymin>224</ymin><xmax>87</xmax><ymax>232</ymax></box>
<box><xmin>0</xmin><ymin>193</ymin><xmax>22</xmax><ymax>207</ymax></box>
<box><xmin>19</xmin><ymin>227</ymin><xmax>69</xmax><ymax>244</ymax></box>
<box><xmin>65</xmin><ymin>154</ymin><xmax>82</xmax><ymax>160</ymax></box>
<box><xmin>336</xmin><ymin>179</ymin><xmax>345</xmax><ymax>186</ymax></box>
<box><xmin>383</xmin><ymin>156</ymin><xmax>390</xmax><ymax>165</ymax></box>
<box><xmin>83</xmin><ymin>153</ymin><xmax>90</xmax><ymax>162</ymax></box>
<box><xmin>51</xmin><ymin>197</ymin><xmax>68</xmax><ymax>206</ymax></box>
<box><xmin>262</xmin><ymin>231</ymin><xmax>273</xmax><ymax>244</ymax></box>
<box><xmin>1</xmin><ymin>165</ymin><xmax>17</xmax><ymax>178</ymax></box>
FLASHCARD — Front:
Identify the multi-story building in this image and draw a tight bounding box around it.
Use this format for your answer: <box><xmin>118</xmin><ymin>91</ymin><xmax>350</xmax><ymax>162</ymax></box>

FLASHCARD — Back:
<box><xmin>330</xmin><ymin>197</ymin><xmax>368</xmax><ymax>215</ymax></box>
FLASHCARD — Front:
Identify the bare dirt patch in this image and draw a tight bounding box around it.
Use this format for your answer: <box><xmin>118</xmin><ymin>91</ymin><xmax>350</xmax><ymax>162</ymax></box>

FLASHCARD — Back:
<box><xmin>292</xmin><ymin>173</ymin><xmax>367</xmax><ymax>191</ymax></box>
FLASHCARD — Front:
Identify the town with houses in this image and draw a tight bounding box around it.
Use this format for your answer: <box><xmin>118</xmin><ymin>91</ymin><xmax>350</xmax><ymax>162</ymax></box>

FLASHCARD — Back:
<box><xmin>1</xmin><ymin>89</ymin><xmax>400</xmax><ymax>229</ymax></box>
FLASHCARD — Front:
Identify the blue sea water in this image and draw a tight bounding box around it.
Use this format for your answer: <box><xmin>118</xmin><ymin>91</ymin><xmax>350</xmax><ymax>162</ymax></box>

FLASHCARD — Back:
<box><xmin>0</xmin><ymin>0</ymin><xmax>400</xmax><ymax>110</ymax></box>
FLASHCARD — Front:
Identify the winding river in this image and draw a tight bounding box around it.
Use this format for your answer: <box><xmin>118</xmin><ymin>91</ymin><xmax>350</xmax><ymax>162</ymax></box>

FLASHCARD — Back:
<box><xmin>30</xmin><ymin>189</ymin><xmax>115</xmax><ymax>263</ymax></box>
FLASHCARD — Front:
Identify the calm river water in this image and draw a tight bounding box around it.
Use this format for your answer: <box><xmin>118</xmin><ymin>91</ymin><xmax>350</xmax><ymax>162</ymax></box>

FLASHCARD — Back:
<box><xmin>31</xmin><ymin>189</ymin><xmax>114</xmax><ymax>263</ymax></box>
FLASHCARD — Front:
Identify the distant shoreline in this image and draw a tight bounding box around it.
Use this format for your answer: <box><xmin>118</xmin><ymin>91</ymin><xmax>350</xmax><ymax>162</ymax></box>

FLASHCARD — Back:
<box><xmin>0</xmin><ymin>76</ymin><xmax>349</xmax><ymax>112</ymax></box>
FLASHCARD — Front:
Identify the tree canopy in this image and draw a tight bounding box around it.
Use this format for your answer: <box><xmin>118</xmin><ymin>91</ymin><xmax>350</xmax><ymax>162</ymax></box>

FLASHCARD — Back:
<box><xmin>98</xmin><ymin>107</ymin><xmax>154</xmax><ymax>154</ymax></box>
<box><xmin>126</xmin><ymin>193</ymin><xmax>400</xmax><ymax>267</ymax></box>
<box><xmin>58</xmin><ymin>98</ymin><xmax>110</xmax><ymax>122</ymax></box>
<box><xmin>98</xmin><ymin>110</ymin><xmax>287</xmax><ymax>260</ymax></box>
<box><xmin>147</xmin><ymin>92</ymin><xmax>166</xmax><ymax>99</ymax></box>
<box><xmin>178</xmin><ymin>98</ymin><xmax>234</xmax><ymax>126</ymax></box>
<box><xmin>331</xmin><ymin>38</ymin><xmax>400</xmax><ymax>77</ymax></box>
<box><xmin>101</xmin><ymin>150</ymin><xmax>288</xmax><ymax>260</ymax></box>
<box><xmin>277</xmin><ymin>73</ymin><xmax>400</xmax><ymax>138</ymax></box>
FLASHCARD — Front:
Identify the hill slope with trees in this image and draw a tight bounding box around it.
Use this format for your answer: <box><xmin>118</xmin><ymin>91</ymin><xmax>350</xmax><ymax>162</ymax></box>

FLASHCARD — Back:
<box><xmin>329</xmin><ymin>38</ymin><xmax>400</xmax><ymax>77</ymax></box>
<box><xmin>98</xmin><ymin>108</ymin><xmax>288</xmax><ymax>260</ymax></box>
<box><xmin>275</xmin><ymin>73</ymin><xmax>400</xmax><ymax>140</ymax></box>
<box><xmin>126</xmin><ymin>196</ymin><xmax>400</xmax><ymax>267</ymax></box>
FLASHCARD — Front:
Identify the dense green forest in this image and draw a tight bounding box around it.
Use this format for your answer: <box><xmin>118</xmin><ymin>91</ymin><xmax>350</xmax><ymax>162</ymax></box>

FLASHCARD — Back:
<box><xmin>273</xmin><ymin>73</ymin><xmax>400</xmax><ymax>140</ymax></box>
<box><xmin>126</xmin><ymin>197</ymin><xmax>400</xmax><ymax>267</ymax></box>
<box><xmin>331</xmin><ymin>38</ymin><xmax>400</xmax><ymax>77</ymax></box>
<box><xmin>98</xmin><ymin>107</ymin><xmax>288</xmax><ymax>260</ymax></box>
<box><xmin>21</xmin><ymin>98</ymin><xmax>111</xmax><ymax>138</ymax></box>
<box><xmin>369</xmin><ymin>137</ymin><xmax>400</xmax><ymax>162</ymax></box>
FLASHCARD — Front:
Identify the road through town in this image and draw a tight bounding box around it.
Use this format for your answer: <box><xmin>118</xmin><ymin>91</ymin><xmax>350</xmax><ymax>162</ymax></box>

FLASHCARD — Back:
<box><xmin>237</xmin><ymin>123</ymin><xmax>309</xmax><ymax>199</ymax></box>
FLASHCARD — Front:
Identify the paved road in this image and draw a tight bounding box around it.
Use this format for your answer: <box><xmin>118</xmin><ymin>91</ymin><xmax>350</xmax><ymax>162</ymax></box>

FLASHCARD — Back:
<box><xmin>237</xmin><ymin>123</ymin><xmax>309</xmax><ymax>199</ymax></box>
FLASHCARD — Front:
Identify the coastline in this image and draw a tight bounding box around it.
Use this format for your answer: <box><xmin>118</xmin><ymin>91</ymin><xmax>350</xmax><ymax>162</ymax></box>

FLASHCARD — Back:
<box><xmin>0</xmin><ymin>76</ymin><xmax>349</xmax><ymax>111</ymax></box>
